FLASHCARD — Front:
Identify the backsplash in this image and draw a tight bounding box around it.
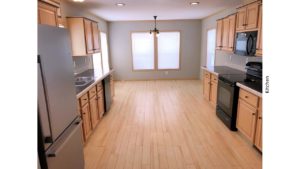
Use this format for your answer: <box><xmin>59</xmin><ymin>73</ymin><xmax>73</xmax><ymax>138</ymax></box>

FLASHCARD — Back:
<box><xmin>73</xmin><ymin>56</ymin><xmax>94</xmax><ymax>75</ymax></box>
<box><xmin>215</xmin><ymin>50</ymin><xmax>262</xmax><ymax>72</ymax></box>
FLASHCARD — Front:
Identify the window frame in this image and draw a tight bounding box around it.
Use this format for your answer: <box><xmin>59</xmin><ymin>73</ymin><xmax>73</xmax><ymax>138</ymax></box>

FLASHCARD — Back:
<box><xmin>100</xmin><ymin>31</ymin><xmax>111</xmax><ymax>73</ymax></box>
<box><xmin>131</xmin><ymin>30</ymin><xmax>181</xmax><ymax>71</ymax></box>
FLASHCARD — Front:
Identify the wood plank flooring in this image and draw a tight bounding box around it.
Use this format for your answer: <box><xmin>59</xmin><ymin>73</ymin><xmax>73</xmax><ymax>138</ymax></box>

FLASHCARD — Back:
<box><xmin>84</xmin><ymin>80</ymin><xmax>262</xmax><ymax>169</ymax></box>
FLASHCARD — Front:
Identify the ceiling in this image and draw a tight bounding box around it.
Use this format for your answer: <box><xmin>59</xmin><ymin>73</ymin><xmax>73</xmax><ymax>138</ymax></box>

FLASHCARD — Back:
<box><xmin>67</xmin><ymin>0</ymin><xmax>242</xmax><ymax>21</ymax></box>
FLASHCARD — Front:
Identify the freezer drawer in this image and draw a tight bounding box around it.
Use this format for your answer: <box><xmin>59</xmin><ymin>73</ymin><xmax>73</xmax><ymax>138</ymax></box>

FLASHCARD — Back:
<box><xmin>46</xmin><ymin>118</ymin><xmax>84</xmax><ymax>169</ymax></box>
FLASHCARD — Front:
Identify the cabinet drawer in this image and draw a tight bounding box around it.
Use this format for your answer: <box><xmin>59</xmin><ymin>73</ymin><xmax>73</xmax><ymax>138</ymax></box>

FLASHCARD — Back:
<box><xmin>239</xmin><ymin>89</ymin><xmax>259</xmax><ymax>107</ymax></box>
<box><xmin>210</xmin><ymin>74</ymin><xmax>218</xmax><ymax>84</ymax></box>
<box><xmin>80</xmin><ymin>93</ymin><xmax>88</xmax><ymax>106</ymax></box>
<box><xmin>88</xmin><ymin>86</ymin><xmax>97</xmax><ymax>98</ymax></box>
<box><xmin>96</xmin><ymin>82</ymin><xmax>103</xmax><ymax>91</ymax></box>
<box><xmin>204</xmin><ymin>71</ymin><xmax>211</xmax><ymax>79</ymax></box>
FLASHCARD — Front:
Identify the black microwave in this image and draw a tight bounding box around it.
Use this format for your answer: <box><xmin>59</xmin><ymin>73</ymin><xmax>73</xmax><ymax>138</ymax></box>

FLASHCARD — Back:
<box><xmin>234</xmin><ymin>31</ymin><xmax>258</xmax><ymax>56</ymax></box>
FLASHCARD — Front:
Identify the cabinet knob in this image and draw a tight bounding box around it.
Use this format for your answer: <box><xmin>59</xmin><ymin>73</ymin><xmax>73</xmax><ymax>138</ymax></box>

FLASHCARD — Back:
<box><xmin>252</xmin><ymin>113</ymin><xmax>256</xmax><ymax>115</ymax></box>
<box><xmin>245</xmin><ymin>96</ymin><xmax>248</xmax><ymax>98</ymax></box>
<box><xmin>259</xmin><ymin>117</ymin><xmax>262</xmax><ymax>119</ymax></box>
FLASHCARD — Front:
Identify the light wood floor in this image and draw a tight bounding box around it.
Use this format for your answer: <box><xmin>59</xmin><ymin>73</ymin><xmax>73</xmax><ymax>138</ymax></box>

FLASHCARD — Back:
<box><xmin>84</xmin><ymin>80</ymin><xmax>262</xmax><ymax>169</ymax></box>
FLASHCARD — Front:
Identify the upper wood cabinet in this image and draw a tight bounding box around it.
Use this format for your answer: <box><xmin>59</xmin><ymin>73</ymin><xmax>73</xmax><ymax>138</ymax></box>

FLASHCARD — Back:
<box><xmin>216</xmin><ymin>14</ymin><xmax>236</xmax><ymax>52</ymax></box>
<box><xmin>256</xmin><ymin>4</ymin><xmax>263</xmax><ymax>56</ymax></box>
<box><xmin>236</xmin><ymin>1</ymin><xmax>260</xmax><ymax>31</ymax></box>
<box><xmin>84</xmin><ymin>19</ymin><xmax>94</xmax><ymax>54</ymax></box>
<box><xmin>38</xmin><ymin>1</ymin><xmax>58</xmax><ymax>27</ymax></box>
<box><xmin>92</xmin><ymin>22</ymin><xmax>101</xmax><ymax>52</ymax></box>
<box><xmin>216</xmin><ymin>20</ymin><xmax>223</xmax><ymax>50</ymax></box>
<box><xmin>39</xmin><ymin>0</ymin><xmax>60</xmax><ymax>7</ymax></box>
<box><xmin>67</xmin><ymin>17</ymin><xmax>101</xmax><ymax>56</ymax></box>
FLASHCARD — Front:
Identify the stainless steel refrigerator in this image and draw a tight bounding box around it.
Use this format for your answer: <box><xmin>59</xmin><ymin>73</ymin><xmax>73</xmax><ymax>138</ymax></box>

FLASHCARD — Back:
<box><xmin>38</xmin><ymin>25</ymin><xmax>84</xmax><ymax>169</ymax></box>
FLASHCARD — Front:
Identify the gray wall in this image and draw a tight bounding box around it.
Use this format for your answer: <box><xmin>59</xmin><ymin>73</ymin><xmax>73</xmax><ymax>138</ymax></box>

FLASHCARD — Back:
<box><xmin>108</xmin><ymin>20</ymin><xmax>202</xmax><ymax>80</ymax></box>
<box><xmin>60</xmin><ymin>1</ymin><xmax>109</xmax><ymax>74</ymax></box>
<box><xmin>200</xmin><ymin>0</ymin><xmax>262</xmax><ymax>79</ymax></box>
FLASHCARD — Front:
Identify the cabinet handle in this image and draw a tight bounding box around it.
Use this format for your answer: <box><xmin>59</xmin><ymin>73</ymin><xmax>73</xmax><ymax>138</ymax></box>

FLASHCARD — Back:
<box><xmin>83</xmin><ymin>99</ymin><xmax>87</xmax><ymax>100</ymax></box>
<box><xmin>258</xmin><ymin>117</ymin><xmax>262</xmax><ymax>119</ymax></box>
<box><xmin>245</xmin><ymin>96</ymin><xmax>248</xmax><ymax>98</ymax></box>
<box><xmin>252</xmin><ymin>113</ymin><xmax>256</xmax><ymax>115</ymax></box>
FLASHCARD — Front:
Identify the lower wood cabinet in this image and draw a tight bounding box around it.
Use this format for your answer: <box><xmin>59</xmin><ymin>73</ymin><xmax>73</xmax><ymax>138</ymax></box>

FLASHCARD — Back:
<box><xmin>81</xmin><ymin>103</ymin><xmax>92</xmax><ymax>141</ymax></box>
<box><xmin>202</xmin><ymin>70</ymin><xmax>218</xmax><ymax>106</ymax></box>
<box><xmin>97</xmin><ymin>90</ymin><xmax>105</xmax><ymax>118</ymax></box>
<box><xmin>89</xmin><ymin>94</ymin><xmax>100</xmax><ymax>129</ymax></box>
<box><xmin>237</xmin><ymin>88</ymin><xmax>262</xmax><ymax>151</ymax></box>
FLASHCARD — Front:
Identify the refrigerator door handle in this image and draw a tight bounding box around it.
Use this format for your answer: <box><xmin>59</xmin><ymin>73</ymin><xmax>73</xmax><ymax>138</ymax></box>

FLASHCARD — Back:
<box><xmin>46</xmin><ymin>119</ymin><xmax>82</xmax><ymax>157</ymax></box>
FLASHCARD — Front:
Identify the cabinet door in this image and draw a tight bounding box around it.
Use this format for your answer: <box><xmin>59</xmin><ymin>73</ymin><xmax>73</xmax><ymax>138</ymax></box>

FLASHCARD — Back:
<box><xmin>203</xmin><ymin>73</ymin><xmax>211</xmax><ymax>101</ymax></box>
<box><xmin>92</xmin><ymin>22</ymin><xmax>101</xmax><ymax>53</ymax></box>
<box><xmin>255</xmin><ymin>98</ymin><xmax>262</xmax><ymax>151</ymax></box>
<box><xmin>97</xmin><ymin>90</ymin><xmax>105</xmax><ymax>118</ymax></box>
<box><xmin>221</xmin><ymin>18</ymin><xmax>229</xmax><ymax>50</ymax></box>
<box><xmin>81</xmin><ymin>103</ymin><xmax>92</xmax><ymax>141</ymax></box>
<box><xmin>38</xmin><ymin>1</ymin><xmax>58</xmax><ymax>27</ymax></box>
<box><xmin>237</xmin><ymin>99</ymin><xmax>257</xmax><ymax>141</ymax></box>
<box><xmin>84</xmin><ymin>19</ymin><xmax>94</xmax><ymax>54</ymax></box>
<box><xmin>245</xmin><ymin>3</ymin><xmax>259</xmax><ymax>30</ymax></box>
<box><xmin>209</xmin><ymin>82</ymin><xmax>218</xmax><ymax>105</ymax></box>
<box><xmin>236</xmin><ymin>7</ymin><xmax>246</xmax><ymax>31</ymax></box>
<box><xmin>228</xmin><ymin>14</ymin><xmax>236</xmax><ymax>50</ymax></box>
<box><xmin>256</xmin><ymin>5</ymin><xmax>263</xmax><ymax>56</ymax></box>
<box><xmin>216</xmin><ymin>20</ymin><xmax>223</xmax><ymax>49</ymax></box>
<box><xmin>90</xmin><ymin>95</ymin><xmax>100</xmax><ymax>129</ymax></box>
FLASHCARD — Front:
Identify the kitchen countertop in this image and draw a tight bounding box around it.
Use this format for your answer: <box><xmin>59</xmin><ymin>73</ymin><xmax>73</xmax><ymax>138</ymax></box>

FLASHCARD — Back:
<box><xmin>201</xmin><ymin>66</ymin><xmax>245</xmax><ymax>75</ymax></box>
<box><xmin>237</xmin><ymin>82</ymin><xmax>262</xmax><ymax>97</ymax></box>
<box><xmin>75</xmin><ymin>69</ymin><xmax>114</xmax><ymax>98</ymax></box>
<box><xmin>201</xmin><ymin>66</ymin><xmax>262</xmax><ymax>97</ymax></box>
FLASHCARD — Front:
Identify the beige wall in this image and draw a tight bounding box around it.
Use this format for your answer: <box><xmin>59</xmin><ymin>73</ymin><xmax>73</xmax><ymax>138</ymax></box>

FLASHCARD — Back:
<box><xmin>199</xmin><ymin>0</ymin><xmax>262</xmax><ymax>79</ymax></box>
<box><xmin>60</xmin><ymin>1</ymin><xmax>109</xmax><ymax>74</ymax></box>
<box><xmin>108</xmin><ymin>20</ymin><xmax>202</xmax><ymax>80</ymax></box>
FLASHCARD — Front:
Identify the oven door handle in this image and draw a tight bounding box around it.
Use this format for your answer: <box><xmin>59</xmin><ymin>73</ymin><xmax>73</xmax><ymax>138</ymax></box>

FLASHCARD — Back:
<box><xmin>220</xmin><ymin>80</ymin><xmax>235</xmax><ymax>87</ymax></box>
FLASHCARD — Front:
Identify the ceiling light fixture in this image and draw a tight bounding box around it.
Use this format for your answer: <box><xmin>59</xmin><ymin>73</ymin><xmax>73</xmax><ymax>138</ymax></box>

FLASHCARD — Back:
<box><xmin>73</xmin><ymin>0</ymin><xmax>85</xmax><ymax>2</ymax></box>
<box><xmin>150</xmin><ymin>16</ymin><xmax>159</xmax><ymax>36</ymax></box>
<box><xmin>116</xmin><ymin>3</ymin><xmax>125</xmax><ymax>7</ymax></box>
<box><xmin>190</xmin><ymin>2</ymin><xmax>200</xmax><ymax>6</ymax></box>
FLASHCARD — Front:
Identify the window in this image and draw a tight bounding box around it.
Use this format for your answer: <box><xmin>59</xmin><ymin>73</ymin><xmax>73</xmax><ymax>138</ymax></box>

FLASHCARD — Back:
<box><xmin>131</xmin><ymin>31</ymin><xmax>180</xmax><ymax>70</ymax></box>
<box><xmin>131</xmin><ymin>32</ymin><xmax>155</xmax><ymax>70</ymax></box>
<box><xmin>206</xmin><ymin>29</ymin><xmax>216</xmax><ymax>67</ymax></box>
<box><xmin>157</xmin><ymin>32</ymin><xmax>180</xmax><ymax>69</ymax></box>
<box><xmin>100</xmin><ymin>32</ymin><xmax>110</xmax><ymax>73</ymax></box>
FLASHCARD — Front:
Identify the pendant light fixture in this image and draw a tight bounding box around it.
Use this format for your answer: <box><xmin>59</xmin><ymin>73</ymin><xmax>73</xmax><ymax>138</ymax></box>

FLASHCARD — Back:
<box><xmin>150</xmin><ymin>16</ymin><xmax>159</xmax><ymax>36</ymax></box>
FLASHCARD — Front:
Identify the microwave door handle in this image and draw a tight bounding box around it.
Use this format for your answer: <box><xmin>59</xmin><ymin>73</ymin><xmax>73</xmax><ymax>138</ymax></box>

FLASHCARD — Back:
<box><xmin>246</xmin><ymin>35</ymin><xmax>254</xmax><ymax>55</ymax></box>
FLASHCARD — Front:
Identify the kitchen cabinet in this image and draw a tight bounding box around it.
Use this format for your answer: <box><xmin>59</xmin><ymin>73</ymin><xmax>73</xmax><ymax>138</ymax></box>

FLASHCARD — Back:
<box><xmin>256</xmin><ymin>4</ymin><xmax>263</xmax><ymax>56</ymax></box>
<box><xmin>202</xmin><ymin>70</ymin><xmax>218</xmax><ymax>106</ymax></box>
<box><xmin>237</xmin><ymin>88</ymin><xmax>262</xmax><ymax>152</ymax></box>
<box><xmin>216</xmin><ymin>19</ymin><xmax>223</xmax><ymax>50</ymax></box>
<box><xmin>97</xmin><ymin>83</ymin><xmax>105</xmax><ymax>118</ymax></box>
<box><xmin>66</xmin><ymin>17</ymin><xmax>101</xmax><ymax>56</ymax></box>
<box><xmin>38</xmin><ymin>1</ymin><xmax>58</xmax><ymax>27</ymax></box>
<box><xmin>89</xmin><ymin>88</ymin><xmax>100</xmax><ymax>129</ymax></box>
<box><xmin>80</xmin><ymin>101</ymin><xmax>92</xmax><ymax>141</ymax></box>
<box><xmin>236</xmin><ymin>99</ymin><xmax>257</xmax><ymax>141</ymax></box>
<box><xmin>216</xmin><ymin>14</ymin><xmax>236</xmax><ymax>52</ymax></box>
<box><xmin>39</xmin><ymin>0</ymin><xmax>60</xmax><ymax>7</ymax></box>
<box><xmin>236</xmin><ymin>1</ymin><xmax>260</xmax><ymax>31</ymax></box>
<box><xmin>92</xmin><ymin>22</ymin><xmax>101</xmax><ymax>52</ymax></box>
<box><xmin>203</xmin><ymin>71</ymin><xmax>211</xmax><ymax>100</ymax></box>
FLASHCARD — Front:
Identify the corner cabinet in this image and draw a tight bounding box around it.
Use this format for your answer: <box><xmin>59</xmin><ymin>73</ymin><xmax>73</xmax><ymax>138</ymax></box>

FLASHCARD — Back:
<box><xmin>236</xmin><ymin>88</ymin><xmax>262</xmax><ymax>152</ymax></box>
<box><xmin>236</xmin><ymin>1</ymin><xmax>260</xmax><ymax>31</ymax></box>
<box><xmin>216</xmin><ymin>14</ymin><xmax>236</xmax><ymax>52</ymax></box>
<box><xmin>67</xmin><ymin>17</ymin><xmax>101</xmax><ymax>56</ymax></box>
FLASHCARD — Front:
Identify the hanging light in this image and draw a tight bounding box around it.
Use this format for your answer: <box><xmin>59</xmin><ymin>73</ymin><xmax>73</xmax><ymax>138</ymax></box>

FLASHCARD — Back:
<box><xmin>150</xmin><ymin>16</ymin><xmax>159</xmax><ymax>36</ymax></box>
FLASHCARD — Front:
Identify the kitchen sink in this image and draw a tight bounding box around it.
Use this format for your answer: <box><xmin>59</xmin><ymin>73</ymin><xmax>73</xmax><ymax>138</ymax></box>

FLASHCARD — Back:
<box><xmin>75</xmin><ymin>76</ymin><xmax>94</xmax><ymax>86</ymax></box>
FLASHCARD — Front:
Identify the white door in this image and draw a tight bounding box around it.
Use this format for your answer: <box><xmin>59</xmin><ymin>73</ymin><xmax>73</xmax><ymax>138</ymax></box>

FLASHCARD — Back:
<box><xmin>206</xmin><ymin>29</ymin><xmax>216</xmax><ymax>67</ymax></box>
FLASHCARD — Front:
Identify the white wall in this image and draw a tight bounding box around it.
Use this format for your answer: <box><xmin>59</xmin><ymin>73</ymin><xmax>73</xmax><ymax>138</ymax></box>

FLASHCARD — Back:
<box><xmin>108</xmin><ymin>20</ymin><xmax>202</xmax><ymax>80</ymax></box>
<box><xmin>60</xmin><ymin>1</ymin><xmax>109</xmax><ymax>74</ymax></box>
<box><xmin>200</xmin><ymin>0</ymin><xmax>262</xmax><ymax>79</ymax></box>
